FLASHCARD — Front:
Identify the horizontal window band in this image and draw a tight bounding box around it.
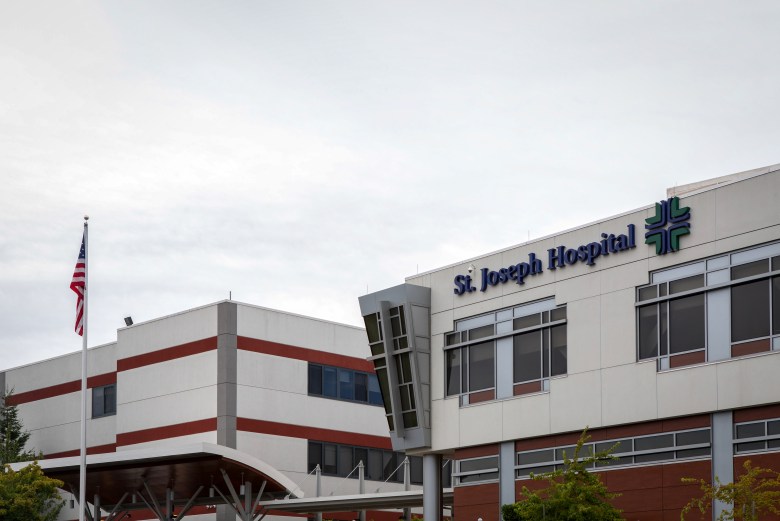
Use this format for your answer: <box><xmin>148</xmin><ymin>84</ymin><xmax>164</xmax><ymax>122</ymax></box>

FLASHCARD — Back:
<box><xmin>452</xmin><ymin>467</ymin><xmax>500</xmax><ymax>477</ymax></box>
<box><xmin>443</xmin><ymin>319</ymin><xmax>567</xmax><ymax>351</ymax></box>
<box><xmin>515</xmin><ymin>442</ymin><xmax>711</xmax><ymax>469</ymax></box>
<box><xmin>636</xmin><ymin>268</ymin><xmax>780</xmax><ymax>307</ymax></box>
<box><xmin>733</xmin><ymin>433</ymin><xmax>780</xmax><ymax>443</ymax></box>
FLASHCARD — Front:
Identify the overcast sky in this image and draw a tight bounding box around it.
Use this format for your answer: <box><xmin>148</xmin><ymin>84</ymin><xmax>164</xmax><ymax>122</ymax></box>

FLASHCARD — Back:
<box><xmin>1</xmin><ymin>1</ymin><xmax>779</xmax><ymax>370</ymax></box>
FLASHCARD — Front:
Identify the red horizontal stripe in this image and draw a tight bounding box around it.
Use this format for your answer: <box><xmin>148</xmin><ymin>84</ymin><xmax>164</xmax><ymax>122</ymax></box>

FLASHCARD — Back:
<box><xmin>238</xmin><ymin>337</ymin><xmax>373</xmax><ymax>373</ymax></box>
<box><xmin>116</xmin><ymin>418</ymin><xmax>217</xmax><ymax>447</ymax></box>
<box><xmin>117</xmin><ymin>337</ymin><xmax>217</xmax><ymax>372</ymax></box>
<box><xmin>6</xmin><ymin>372</ymin><xmax>117</xmax><ymax>406</ymax></box>
<box><xmin>45</xmin><ymin>443</ymin><xmax>117</xmax><ymax>459</ymax></box>
<box><xmin>237</xmin><ymin>418</ymin><xmax>392</xmax><ymax>450</ymax></box>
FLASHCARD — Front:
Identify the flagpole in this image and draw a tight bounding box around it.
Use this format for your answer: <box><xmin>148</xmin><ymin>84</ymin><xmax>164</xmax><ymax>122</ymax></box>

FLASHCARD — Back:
<box><xmin>79</xmin><ymin>216</ymin><xmax>89</xmax><ymax>521</ymax></box>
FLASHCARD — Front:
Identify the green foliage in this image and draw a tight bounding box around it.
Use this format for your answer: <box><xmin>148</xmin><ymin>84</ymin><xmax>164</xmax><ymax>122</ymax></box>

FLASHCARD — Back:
<box><xmin>501</xmin><ymin>429</ymin><xmax>623</xmax><ymax>521</ymax></box>
<box><xmin>681</xmin><ymin>460</ymin><xmax>780</xmax><ymax>521</ymax></box>
<box><xmin>1</xmin><ymin>390</ymin><xmax>40</xmax><ymax>465</ymax></box>
<box><xmin>0</xmin><ymin>462</ymin><xmax>64</xmax><ymax>521</ymax></box>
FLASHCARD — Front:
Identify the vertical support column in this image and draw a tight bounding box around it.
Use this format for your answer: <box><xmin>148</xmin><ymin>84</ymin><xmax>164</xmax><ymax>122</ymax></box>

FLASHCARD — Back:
<box><xmin>403</xmin><ymin>457</ymin><xmax>411</xmax><ymax>521</ymax></box>
<box><xmin>166</xmin><ymin>488</ymin><xmax>172</xmax><ymax>521</ymax></box>
<box><xmin>712</xmin><ymin>411</ymin><xmax>734</xmax><ymax>519</ymax></box>
<box><xmin>217</xmin><ymin>301</ymin><xmax>238</xmax><ymax>521</ymax></box>
<box><xmin>244</xmin><ymin>481</ymin><xmax>252</xmax><ymax>519</ymax></box>
<box><xmin>217</xmin><ymin>301</ymin><xmax>238</xmax><ymax>449</ymax></box>
<box><xmin>93</xmin><ymin>493</ymin><xmax>101</xmax><ymax>521</ymax></box>
<box><xmin>707</xmin><ymin>288</ymin><xmax>730</xmax><ymax>362</ymax></box>
<box><xmin>499</xmin><ymin>441</ymin><xmax>516</xmax><ymax>519</ymax></box>
<box><xmin>315</xmin><ymin>465</ymin><xmax>322</xmax><ymax>521</ymax></box>
<box><xmin>358</xmin><ymin>460</ymin><xmax>366</xmax><ymax>521</ymax></box>
<box><xmin>423</xmin><ymin>454</ymin><xmax>442</xmax><ymax>521</ymax></box>
<box><xmin>495</xmin><ymin>338</ymin><xmax>513</xmax><ymax>399</ymax></box>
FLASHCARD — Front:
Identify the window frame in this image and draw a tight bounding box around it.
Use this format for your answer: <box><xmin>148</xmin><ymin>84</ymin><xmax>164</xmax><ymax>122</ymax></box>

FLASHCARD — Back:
<box><xmin>636</xmin><ymin>243</ymin><xmax>780</xmax><ymax>368</ymax></box>
<box><xmin>91</xmin><ymin>383</ymin><xmax>116</xmax><ymax>419</ymax></box>
<box><xmin>452</xmin><ymin>455</ymin><xmax>500</xmax><ymax>486</ymax></box>
<box><xmin>306</xmin><ymin>440</ymin><xmax>435</xmax><ymax>485</ymax></box>
<box><xmin>733</xmin><ymin>417</ymin><xmax>780</xmax><ymax>455</ymax></box>
<box><xmin>516</xmin><ymin>427</ymin><xmax>711</xmax><ymax>478</ymax></box>
<box><xmin>445</xmin><ymin>299</ymin><xmax>567</xmax><ymax>403</ymax></box>
<box><xmin>308</xmin><ymin>362</ymin><xmax>383</xmax><ymax>407</ymax></box>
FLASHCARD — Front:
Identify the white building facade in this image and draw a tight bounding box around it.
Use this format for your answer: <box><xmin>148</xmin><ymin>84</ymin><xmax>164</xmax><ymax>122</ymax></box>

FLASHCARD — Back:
<box><xmin>359</xmin><ymin>165</ymin><xmax>780</xmax><ymax>521</ymax></box>
<box><xmin>1</xmin><ymin>302</ymin><xmax>420</xmax><ymax>521</ymax></box>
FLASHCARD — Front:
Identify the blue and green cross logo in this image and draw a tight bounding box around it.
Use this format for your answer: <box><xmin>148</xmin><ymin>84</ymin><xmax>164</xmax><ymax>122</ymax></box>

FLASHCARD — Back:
<box><xmin>644</xmin><ymin>196</ymin><xmax>691</xmax><ymax>255</ymax></box>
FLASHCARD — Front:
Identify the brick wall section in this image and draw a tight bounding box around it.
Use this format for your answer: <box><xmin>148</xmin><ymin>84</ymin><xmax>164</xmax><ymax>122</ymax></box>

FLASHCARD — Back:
<box><xmin>454</xmin><ymin>483</ymin><xmax>499</xmax><ymax>521</ymax></box>
<box><xmin>514</xmin><ymin>460</ymin><xmax>711</xmax><ymax>521</ymax></box>
<box><xmin>734</xmin><ymin>453</ymin><xmax>780</xmax><ymax>521</ymax></box>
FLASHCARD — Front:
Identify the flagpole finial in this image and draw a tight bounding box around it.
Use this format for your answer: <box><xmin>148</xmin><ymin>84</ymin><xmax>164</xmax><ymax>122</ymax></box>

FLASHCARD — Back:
<box><xmin>84</xmin><ymin>215</ymin><xmax>89</xmax><ymax>221</ymax></box>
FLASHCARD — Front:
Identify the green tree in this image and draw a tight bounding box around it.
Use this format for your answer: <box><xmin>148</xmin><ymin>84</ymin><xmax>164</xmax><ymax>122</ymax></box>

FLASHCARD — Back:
<box><xmin>0</xmin><ymin>462</ymin><xmax>64</xmax><ymax>521</ymax></box>
<box><xmin>501</xmin><ymin>429</ymin><xmax>623</xmax><ymax>521</ymax></box>
<box><xmin>681</xmin><ymin>460</ymin><xmax>780</xmax><ymax>521</ymax></box>
<box><xmin>1</xmin><ymin>390</ymin><xmax>39</xmax><ymax>465</ymax></box>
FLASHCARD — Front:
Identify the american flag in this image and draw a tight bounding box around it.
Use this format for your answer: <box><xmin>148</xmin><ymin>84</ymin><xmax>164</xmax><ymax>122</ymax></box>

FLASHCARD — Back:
<box><xmin>70</xmin><ymin>233</ymin><xmax>86</xmax><ymax>336</ymax></box>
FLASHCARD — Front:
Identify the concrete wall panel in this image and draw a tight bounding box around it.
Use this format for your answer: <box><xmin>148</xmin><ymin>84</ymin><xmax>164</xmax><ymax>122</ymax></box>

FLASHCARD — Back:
<box><xmin>600</xmin><ymin>289</ymin><xmax>637</xmax><ymax>368</ymax></box>
<box><xmin>501</xmin><ymin>392</ymin><xmax>551</xmax><ymax>441</ymax></box>
<box><xmin>716</xmin><ymin>353</ymin><xmax>780</xmax><ymax>410</ymax></box>
<box><xmin>118</xmin><ymin>304</ymin><xmax>218</xmax><ymax>358</ymax></box>
<box><xmin>236</xmin><ymin>431</ymin><xmax>307</xmax><ymax>475</ymax></box>
<box><xmin>5</xmin><ymin>343</ymin><xmax>116</xmax><ymax>393</ymax></box>
<box><xmin>657</xmin><ymin>363</ymin><xmax>717</xmax><ymax>418</ymax></box>
<box><xmin>566</xmin><ymin>297</ymin><xmax>601</xmax><ymax>374</ymax></box>
<box><xmin>601</xmin><ymin>362</ymin><xmax>657</xmax><ymax>426</ymax></box>
<box><xmin>237</xmin><ymin>304</ymin><xmax>366</xmax><ymax>358</ymax></box>
<box><xmin>459</xmin><ymin>400</ymin><xmax>503</xmax><ymax>448</ymax></box>
<box><xmin>117</xmin><ymin>386</ymin><xmax>217</xmax><ymax>433</ymax></box>
<box><xmin>431</xmin><ymin>398</ymin><xmax>459</xmax><ymax>450</ymax></box>
<box><xmin>549</xmin><ymin>370</ymin><xmax>602</xmax><ymax>433</ymax></box>
<box><xmin>117</xmin><ymin>351</ymin><xmax>218</xmax><ymax>404</ymax></box>
<box><xmin>236</xmin><ymin>350</ymin><xmax>306</xmax><ymax>395</ymax></box>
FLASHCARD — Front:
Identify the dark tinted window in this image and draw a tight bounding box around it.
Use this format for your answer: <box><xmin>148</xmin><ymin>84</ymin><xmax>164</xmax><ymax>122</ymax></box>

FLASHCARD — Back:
<box><xmin>736</xmin><ymin>422</ymin><xmax>765</xmax><ymax>439</ymax></box>
<box><xmin>731</xmin><ymin>280</ymin><xmax>770</xmax><ymax>342</ymax></box>
<box><xmin>446</xmin><ymin>349</ymin><xmax>461</xmax><ymax>396</ymax></box>
<box><xmin>323</xmin><ymin>367</ymin><xmax>338</xmax><ymax>397</ymax></box>
<box><xmin>634</xmin><ymin>434</ymin><xmax>674</xmax><ymax>451</ymax></box>
<box><xmin>669</xmin><ymin>274</ymin><xmax>704</xmax><ymax>294</ymax></box>
<box><xmin>550</xmin><ymin>325</ymin><xmax>567</xmax><ymax>376</ymax></box>
<box><xmin>468</xmin><ymin>342</ymin><xmax>494</xmax><ymax>392</ymax></box>
<box><xmin>308</xmin><ymin>364</ymin><xmax>322</xmax><ymax>394</ymax></box>
<box><xmin>92</xmin><ymin>384</ymin><xmax>116</xmax><ymax>418</ymax></box>
<box><xmin>773</xmin><ymin>277</ymin><xmax>780</xmax><ymax>335</ymax></box>
<box><xmin>731</xmin><ymin>260</ymin><xmax>769</xmax><ymax>280</ymax></box>
<box><xmin>638</xmin><ymin>305</ymin><xmax>658</xmax><ymax>359</ymax></box>
<box><xmin>669</xmin><ymin>294</ymin><xmax>705</xmax><ymax>353</ymax></box>
<box><xmin>514</xmin><ymin>330</ymin><xmax>541</xmax><ymax>383</ymax></box>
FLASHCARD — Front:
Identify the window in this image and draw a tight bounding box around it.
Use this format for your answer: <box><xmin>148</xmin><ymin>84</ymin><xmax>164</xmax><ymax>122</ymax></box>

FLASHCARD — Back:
<box><xmin>637</xmin><ymin>276</ymin><xmax>706</xmax><ymax>363</ymax></box>
<box><xmin>364</xmin><ymin>306</ymin><xmax>419</xmax><ymax>431</ymax></box>
<box><xmin>453</xmin><ymin>456</ymin><xmax>499</xmax><ymax>485</ymax></box>
<box><xmin>637</xmin><ymin>243</ymin><xmax>780</xmax><ymax>368</ymax></box>
<box><xmin>516</xmin><ymin>428</ymin><xmax>711</xmax><ymax>478</ymax></box>
<box><xmin>92</xmin><ymin>384</ymin><xmax>116</xmax><ymax>418</ymax></box>
<box><xmin>734</xmin><ymin>418</ymin><xmax>780</xmax><ymax>454</ymax></box>
<box><xmin>308</xmin><ymin>363</ymin><xmax>383</xmax><ymax>407</ymax></box>
<box><xmin>306</xmin><ymin>440</ymin><xmax>431</xmax><ymax>484</ymax></box>
<box><xmin>446</xmin><ymin>300</ymin><xmax>567</xmax><ymax>403</ymax></box>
